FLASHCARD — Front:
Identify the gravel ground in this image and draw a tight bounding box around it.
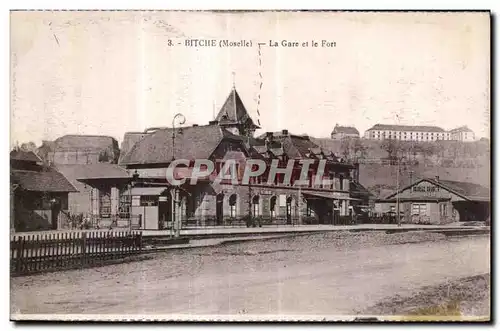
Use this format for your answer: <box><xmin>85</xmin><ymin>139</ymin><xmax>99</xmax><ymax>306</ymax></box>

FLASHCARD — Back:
<box><xmin>361</xmin><ymin>273</ymin><xmax>490</xmax><ymax>320</ymax></box>
<box><xmin>11</xmin><ymin>231</ymin><xmax>490</xmax><ymax>318</ymax></box>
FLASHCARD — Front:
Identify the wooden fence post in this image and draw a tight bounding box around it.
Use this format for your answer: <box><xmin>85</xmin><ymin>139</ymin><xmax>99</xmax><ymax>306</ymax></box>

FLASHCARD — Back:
<box><xmin>35</xmin><ymin>234</ymin><xmax>40</xmax><ymax>272</ymax></box>
<box><xmin>81</xmin><ymin>232</ymin><xmax>87</xmax><ymax>267</ymax></box>
<box><xmin>16</xmin><ymin>236</ymin><xmax>24</xmax><ymax>275</ymax></box>
<box><xmin>26</xmin><ymin>235</ymin><xmax>31</xmax><ymax>273</ymax></box>
<box><xmin>139</xmin><ymin>231</ymin><xmax>143</xmax><ymax>253</ymax></box>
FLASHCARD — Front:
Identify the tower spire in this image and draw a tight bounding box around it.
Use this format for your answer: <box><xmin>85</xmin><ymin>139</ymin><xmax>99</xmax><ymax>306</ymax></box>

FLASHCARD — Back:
<box><xmin>232</xmin><ymin>73</ymin><xmax>237</xmax><ymax>124</ymax></box>
<box><xmin>232</xmin><ymin>72</ymin><xmax>236</xmax><ymax>89</ymax></box>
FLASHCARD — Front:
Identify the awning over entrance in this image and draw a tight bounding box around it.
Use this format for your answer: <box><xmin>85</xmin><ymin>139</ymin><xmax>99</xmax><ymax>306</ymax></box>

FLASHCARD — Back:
<box><xmin>469</xmin><ymin>197</ymin><xmax>490</xmax><ymax>202</ymax></box>
<box><xmin>127</xmin><ymin>187</ymin><xmax>169</xmax><ymax>196</ymax></box>
<box><xmin>377</xmin><ymin>197</ymin><xmax>451</xmax><ymax>203</ymax></box>
<box><xmin>303</xmin><ymin>191</ymin><xmax>336</xmax><ymax>199</ymax></box>
<box><xmin>302</xmin><ymin>191</ymin><xmax>358</xmax><ymax>200</ymax></box>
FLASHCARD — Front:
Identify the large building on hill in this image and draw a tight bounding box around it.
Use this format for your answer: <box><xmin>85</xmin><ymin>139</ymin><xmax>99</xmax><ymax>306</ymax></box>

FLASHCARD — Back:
<box><xmin>330</xmin><ymin>124</ymin><xmax>360</xmax><ymax>140</ymax></box>
<box><xmin>364</xmin><ymin>124</ymin><xmax>450</xmax><ymax>141</ymax></box>
<box><xmin>364</xmin><ymin>124</ymin><xmax>476</xmax><ymax>142</ymax></box>
<box><xmin>80</xmin><ymin>86</ymin><xmax>371</xmax><ymax>230</ymax></box>
<box><xmin>449</xmin><ymin>126</ymin><xmax>475</xmax><ymax>142</ymax></box>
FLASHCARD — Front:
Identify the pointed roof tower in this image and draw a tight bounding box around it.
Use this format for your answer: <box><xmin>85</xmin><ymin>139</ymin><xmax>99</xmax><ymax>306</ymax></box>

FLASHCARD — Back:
<box><xmin>214</xmin><ymin>86</ymin><xmax>260</xmax><ymax>136</ymax></box>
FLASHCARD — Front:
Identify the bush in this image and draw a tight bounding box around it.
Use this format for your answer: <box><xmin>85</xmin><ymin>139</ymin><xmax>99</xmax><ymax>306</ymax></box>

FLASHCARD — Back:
<box><xmin>302</xmin><ymin>216</ymin><xmax>317</xmax><ymax>225</ymax></box>
<box><xmin>242</xmin><ymin>215</ymin><xmax>263</xmax><ymax>227</ymax></box>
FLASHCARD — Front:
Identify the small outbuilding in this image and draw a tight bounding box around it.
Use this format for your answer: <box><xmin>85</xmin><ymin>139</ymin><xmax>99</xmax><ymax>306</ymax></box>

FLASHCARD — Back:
<box><xmin>11</xmin><ymin>150</ymin><xmax>77</xmax><ymax>232</ymax></box>
<box><xmin>374</xmin><ymin>176</ymin><xmax>490</xmax><ymax>224</ymax></box>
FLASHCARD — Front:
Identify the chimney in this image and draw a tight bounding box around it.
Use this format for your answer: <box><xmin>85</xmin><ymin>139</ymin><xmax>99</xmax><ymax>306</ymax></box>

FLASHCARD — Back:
<box><xmin>282</xmin><ymin>129</ymin><xmax>289</xmax><ymax>135</ymax></box>
<box><xmin>192</xmin><ymin>124</ymin><xmax>199</xmax><ymax>127</ymax></box>
<box><xmin>208</xmin><ymin>120</ymin><xmax>219</xmax><ymax>125</ymax></box>
<box><xmin>265</xmin><ymin>131</ymin><xmax>273</xmax><ymax>140</ymax></box>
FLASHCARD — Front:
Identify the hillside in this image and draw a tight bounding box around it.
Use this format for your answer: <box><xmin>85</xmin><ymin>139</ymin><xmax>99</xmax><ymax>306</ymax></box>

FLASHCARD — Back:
<box><xmin>311</xmin><ymin>137</ymin><xmax>490</xmax><ymax>197</ymax></box>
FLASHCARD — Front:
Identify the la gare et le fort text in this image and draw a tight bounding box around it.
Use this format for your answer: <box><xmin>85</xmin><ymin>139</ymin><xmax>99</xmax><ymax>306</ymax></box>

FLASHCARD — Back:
<box><xmin>268</xmin><ymin>39</ymin><xmax>337</xmax><ymax>47</ymax></box>
<box><xmin>183</xmin><ymin>39</ymin><xmax>336</xmax><ymax>48</ymax></box>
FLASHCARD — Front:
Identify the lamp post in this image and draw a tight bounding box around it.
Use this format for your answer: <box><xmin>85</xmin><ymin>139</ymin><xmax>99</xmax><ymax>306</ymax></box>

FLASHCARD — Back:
<box><xmin>49</xmin><ymin>196</ymin><xmax>61</xmax><ymax>230</ymax></box>
<box><xmin>171</xmin><ymin>113</ymin><xmax>186</xmax><ymax>238</ymax></box>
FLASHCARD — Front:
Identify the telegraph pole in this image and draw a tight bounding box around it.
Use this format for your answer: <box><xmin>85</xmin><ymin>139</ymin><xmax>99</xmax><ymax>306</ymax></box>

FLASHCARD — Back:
<box><xmin>247</xmin><ymin>135</ymin><xmax>254</xmax><ymax>227</ymax></box>
<box><xmin>248</xmin><ymin>174</ymin><xmax>253</xmax><ymax>227</ymax></box>
<box><xmin>396</xmin><ymin>152</ymin><xmax>400</xmax><ymax>227</ymax></box>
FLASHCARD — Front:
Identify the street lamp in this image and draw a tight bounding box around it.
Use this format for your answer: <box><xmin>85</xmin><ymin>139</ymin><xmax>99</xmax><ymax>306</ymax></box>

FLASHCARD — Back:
<box><xmin>172</xmin><ymin>113</ymin><xmax>186</xmax><ymax>160</ymax></box>
<box><xmin>171</xmin><ymin>113</ymin><xmax>186</xmax><ymax>238</ymax></box>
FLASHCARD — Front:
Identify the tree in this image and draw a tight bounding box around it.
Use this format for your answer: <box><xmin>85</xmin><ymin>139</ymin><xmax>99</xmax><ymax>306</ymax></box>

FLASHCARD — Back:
<box><xmin>340</xmin><ymin>137</ymin><xmax>351</xmax><ymax>160</ymax></box>
<box><xmin>352</xmin><ymin>138</ymin><xmax>367</xmax><ymax>161</ymax></box>
<box><xmin>380</xmin><ymin>138</ymin><xmax>400</xmax><ymax>161</ymax></box>
<box><xmin>340</xmin><ymin>137</ymin><xmax>367</xmax><ymax>162</ymax></box>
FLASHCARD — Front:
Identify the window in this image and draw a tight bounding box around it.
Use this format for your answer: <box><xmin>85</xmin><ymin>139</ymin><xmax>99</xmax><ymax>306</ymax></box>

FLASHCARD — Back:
<box><xmin>270</xmin><ymin>196</ymin><xmax>277</xmax><ymax>218</ymax></box>
<box><xmin>286</xmin><ymin>196</ymin><xmax>294</xmax><ymax>217</ymax></box>
<box><xmin>119</xmin><ymin>190</ymin><xmax>131</xmax><ymax>218</ymax></box>
<box><xmin>339</xmin><ymin>175</ymin><xmax>344</xmax><ymax>190</ymax></box>
<box><xmin>306</xmin><ymin>200</ymin><xmax>313</xmax><ymax>216</ymax></box>
<box><xmin>229</xmin><ymin>194</ymin><xmax>237</xmax><ymax>218</ymax></box>
<box><xmin>440</xmin><ymin>203</ymin><xmax>448</xmax><ymax>217</ymax></box>
<box><xmin>252</xmin><ymin>195</ymin><xmax>260</xmax><ymax>217</ymax></box>
<box><xmin>59</xmin><ymin>196</ymin><xmax>69</xmax><ymax>210</ymax></box>
<box><xmin>99</xmin><ymin>188</ymin><xmax>111</xmax><ymax>218</ymax></box>
<box><xmin>140</xmin><ymin>195</ymin><xmax>159</xmax><ymax>207</ymax></box>
<box><xmin>412</xmin><ymin>203</ymin><xmax>428</xmax><ymax>216</ymax></box>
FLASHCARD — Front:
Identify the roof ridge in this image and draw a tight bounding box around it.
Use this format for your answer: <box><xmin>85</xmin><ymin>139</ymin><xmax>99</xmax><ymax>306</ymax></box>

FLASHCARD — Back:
<box><xmin>57</xmin><ymin>134</ymin><xmax>117</xmax><ymax>139</ymax></box>
<box><xmin>120</xmin><ymin>124</ymin><xmax>226</xmax><ymax>165</ymax></box>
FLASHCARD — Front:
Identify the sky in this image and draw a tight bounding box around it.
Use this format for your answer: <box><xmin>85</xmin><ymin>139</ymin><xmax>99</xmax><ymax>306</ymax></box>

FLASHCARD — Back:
<box><xmin>10</xmin><ymin>11</ymin><xmax>490</xmax><ymax>146</ymax></box>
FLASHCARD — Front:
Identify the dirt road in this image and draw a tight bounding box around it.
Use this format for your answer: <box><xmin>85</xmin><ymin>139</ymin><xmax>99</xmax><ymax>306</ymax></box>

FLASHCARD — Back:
<box><xmin>11</xmin><ymin>232</ymin><xmax>490</xmax><ymax>318</ymax></box>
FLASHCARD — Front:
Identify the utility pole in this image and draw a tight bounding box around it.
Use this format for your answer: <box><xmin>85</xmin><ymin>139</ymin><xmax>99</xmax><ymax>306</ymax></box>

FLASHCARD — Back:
<box><xmin>248</xmin><ymin>174</ymin><xmax>253</xmax><ymax>227</ymax></box>
<box><xmin>298</xmin><ymin>184</ymin><xmax>301</xmax><ymax>226</ymax></box>
<box><xmin>396</xmin><ymin>152</ymin><xmax>400</xmax><ymax>227</ymax></box>
<box><xmin>396</xmin><ymin>154</ymin><xmax>407</xmax><ymax>227</ymax></box>
<box><xmin>247</xmin><ymin>135</ymin><xmax>254</xmax><ymax>227</ymax></box>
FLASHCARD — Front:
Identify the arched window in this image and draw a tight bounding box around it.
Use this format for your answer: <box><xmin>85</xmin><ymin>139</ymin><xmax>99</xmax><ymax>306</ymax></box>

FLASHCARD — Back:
<box><xmin>252</xmin><ymin>195</ymin><xmax>260</xmax><ymax>217</ymax></box>
<box><xmin>270</xmin><ymin>196</ymin><xmax>277</xmax><ymax>218</ymax></box>
<box><xmin>286</xmin><ymin>196</ymin><xmax>296</xmax><ymax>214</ymax></box>
<box><xmin>229</xmin><ymin>194</ymin><xmax>237</xmax><ymax>218</ymax></box>
<box><xmin>306</xmin><ymin>199</ymin><xmax>313</xmax><ymax>217</ymax></box>
<box><xmin>216</xmin><ymin>193</ymin><xmax>224</xmax><ymax>225</ymax></box>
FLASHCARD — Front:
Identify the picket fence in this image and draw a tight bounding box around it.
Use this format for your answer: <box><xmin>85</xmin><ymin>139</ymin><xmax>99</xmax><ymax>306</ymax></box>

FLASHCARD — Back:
<box><xmin>10</xmin><ymin>230</ymin><xmax>143</xmax><ymax>276</ymax></box>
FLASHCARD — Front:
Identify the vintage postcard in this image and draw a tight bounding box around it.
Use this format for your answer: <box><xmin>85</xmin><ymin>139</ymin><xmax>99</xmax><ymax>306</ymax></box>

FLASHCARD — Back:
<box><xmin>9</xmin><ymin>10</ymin><xmax>490</xmax><ymax>322</ymax></box>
